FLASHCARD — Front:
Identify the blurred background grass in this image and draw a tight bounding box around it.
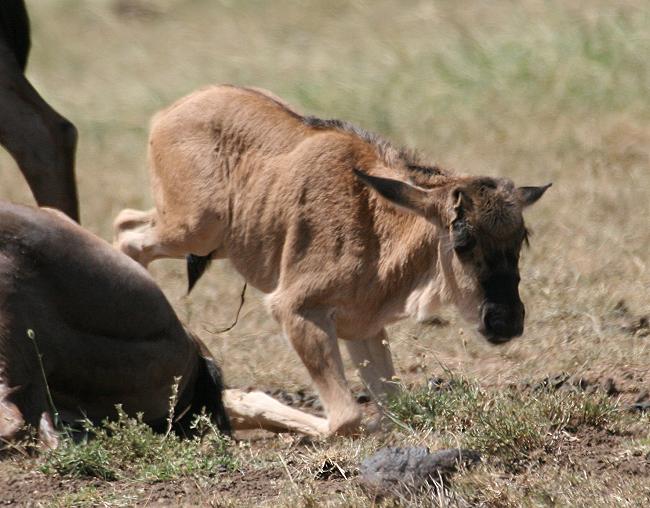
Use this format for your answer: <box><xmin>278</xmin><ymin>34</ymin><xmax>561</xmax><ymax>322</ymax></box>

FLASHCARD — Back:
<box><xmin>1</xmin><ymin>0</ymin><xmax>648</xmax><ymax>391</ymax></box>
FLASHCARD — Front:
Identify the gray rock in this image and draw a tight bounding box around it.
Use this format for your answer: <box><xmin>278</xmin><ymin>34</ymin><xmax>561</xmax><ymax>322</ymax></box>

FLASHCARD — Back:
<box><xmin>359</xmin><ymin>447</ymin><xmax>481</xmax><ymax>495</ymax></box>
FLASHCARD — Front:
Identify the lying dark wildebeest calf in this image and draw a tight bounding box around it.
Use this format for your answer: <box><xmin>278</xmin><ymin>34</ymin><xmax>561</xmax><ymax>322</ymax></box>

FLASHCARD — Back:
<box><xmin>114</xmin><ymin>85</ymin><xmax>551</xmax><ymax>436</ymax></box>
<box><xmin>0</xmin><ymin>0</ymin><xmax>79</xmax><ymax>221</ymax></box>
<box><xmin>0</xmin><ymin>202</ymin><xmax>336</xmax><ymax>447</ymax></box>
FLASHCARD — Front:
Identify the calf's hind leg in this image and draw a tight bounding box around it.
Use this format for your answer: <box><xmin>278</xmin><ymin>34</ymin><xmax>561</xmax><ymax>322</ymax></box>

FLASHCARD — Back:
<box><xmin>114</xmin><ymin>205</ymin><xmax>228</xmax><ymax>269</ymax></box>
<box><xmin>344</xmin><ymin>330</ymin><xmax>398</xmax><ymax>431</ymax></box>
<box><xmin>223</xmin><ymin>389</ymin><xmax>329</xmax><ymax>436</ymax></box>
<box><xmin>113</xmin><ymin>208</ymin><xmax>196</xmax><ymax>267</ymax></box>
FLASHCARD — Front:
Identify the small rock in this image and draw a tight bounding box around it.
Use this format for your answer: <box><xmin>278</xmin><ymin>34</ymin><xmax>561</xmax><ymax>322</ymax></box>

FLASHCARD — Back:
<box><xmin>356</xmin><ymin>392</ymin><xmax>371</xmax><ymax>404</ymax></box>
<box><xmin>359</xmin><ymin>447</ymin><xmax>481</xmax><ymax>496</ymax></box>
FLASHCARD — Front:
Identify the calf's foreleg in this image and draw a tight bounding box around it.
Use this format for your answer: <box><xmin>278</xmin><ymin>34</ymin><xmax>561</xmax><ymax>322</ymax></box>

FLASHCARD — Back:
<box><xmin>223</xmin><ymin>389</ymin><xmax>329</xmax><ymax>436</ymax></box>
<box><xmin>272</xmin><ymin>301</ymin><xmax>362</xmax><ymax>436</ymax></box>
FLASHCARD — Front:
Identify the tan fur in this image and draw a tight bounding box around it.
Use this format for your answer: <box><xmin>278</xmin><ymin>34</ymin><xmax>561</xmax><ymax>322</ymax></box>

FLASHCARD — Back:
<box><xmin>223</xmin><ymin>389</ymin><xmax>328</xmax><ymax>436</ymax></box>
<box><xmin>115</xmin><ymin>85</ymin><xmax>548</xmax><ymax>435</ymax></box>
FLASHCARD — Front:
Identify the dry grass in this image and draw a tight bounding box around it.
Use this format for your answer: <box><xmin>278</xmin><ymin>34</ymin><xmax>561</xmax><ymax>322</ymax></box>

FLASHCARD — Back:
<box><xmin>1</xmin><ymin>0</ymin><xmax>649</xmax><ymax>505</ymax></box>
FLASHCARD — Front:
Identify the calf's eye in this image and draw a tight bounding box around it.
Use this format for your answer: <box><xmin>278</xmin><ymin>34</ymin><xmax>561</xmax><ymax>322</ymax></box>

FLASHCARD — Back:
<box><xmin>452</xmin><ymin>220</ymin><xmax>476</xmax><ymax>255</ymax></box>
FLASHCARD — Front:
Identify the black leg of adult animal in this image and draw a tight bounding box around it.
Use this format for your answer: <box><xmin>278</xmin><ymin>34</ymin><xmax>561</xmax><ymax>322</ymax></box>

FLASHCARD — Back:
<box><xmin>0</xmin><ymin>0</ymin><xmax>79</xmax><ymax>222</ymax></box>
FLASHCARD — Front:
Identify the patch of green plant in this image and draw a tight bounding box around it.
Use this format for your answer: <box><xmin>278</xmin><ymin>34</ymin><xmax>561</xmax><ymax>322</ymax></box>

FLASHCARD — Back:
<box><xmin>388</xmin><ymin>376</ymin><xmax>619</xmax><ymax>462</ymax></box>
<box><xmin>40</xmin><ymin>406</ymin><xmax>236</xmax><ymax>482</ymax></box>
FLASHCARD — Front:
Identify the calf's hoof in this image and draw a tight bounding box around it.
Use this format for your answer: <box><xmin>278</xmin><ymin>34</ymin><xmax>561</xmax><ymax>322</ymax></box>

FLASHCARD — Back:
<box><xmin>327</xmin><ymin>406</ymin><xmax>363</xmax><ymax>436</ymax></box>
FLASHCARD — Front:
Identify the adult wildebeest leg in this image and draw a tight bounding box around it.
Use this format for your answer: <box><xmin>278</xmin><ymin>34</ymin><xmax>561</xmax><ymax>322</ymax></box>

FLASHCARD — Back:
<box><xmin>0</xmin><ymin>380</ymin><xmax>58</xmax><ymax>449</ymax></box>
<box><xmin>344</xmin><ymin>329</ymin><xmax>397</xmax><ymax>402</ymax></box>
<box><xmin>0</xmin><ymin>385</ymin><xmax>25</xmax><ymax>445</ymax></box>
<box><xmin>272</xmin><ymin>301</ymin><xmax>361</xmax><ymax>435</ymax></box>
<box><xmin>0</xmin><ymin>45</ymin><xmax>79</xmax><ymax>221</ymax></box>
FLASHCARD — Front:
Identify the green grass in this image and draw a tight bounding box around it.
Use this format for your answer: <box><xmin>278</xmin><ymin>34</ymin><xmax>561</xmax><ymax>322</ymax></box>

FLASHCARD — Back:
<box><xmin>41</xmin><ymin>406</ymin><xmax>236</xmax><ymax>482</ymax></box>
<box><xmin>389</xmin><ymin>377</ymin><xmax>618</xmax><ymax>463</ymax></box>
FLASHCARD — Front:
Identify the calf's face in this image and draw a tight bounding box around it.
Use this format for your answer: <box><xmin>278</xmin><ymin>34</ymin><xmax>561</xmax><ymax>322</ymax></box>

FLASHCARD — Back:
<box><xmin>354</xmin><ymin>170</ymin><xmax>550</xmax><ymax>344</ymax></box>
<box><xmin>449</xmin><ymin>178</ymin><xmax>551</xmax><ymax>343</ymax></box>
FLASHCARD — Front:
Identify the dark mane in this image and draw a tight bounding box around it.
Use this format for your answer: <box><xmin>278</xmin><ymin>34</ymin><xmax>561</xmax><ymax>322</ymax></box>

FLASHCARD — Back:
<box><xmin>240</xmin><ymin>85</ymin><xmax>450</xmax><ymax>184</ymax></box>
<box><xmin>303</xmin><ymin>115</ymin><xmax>448</xmax><ymax>184</ymax></box>
<box><xmin>405</xmin><ymin>163</ymin><xmax>446</xmax><ymax>177</ymax></box>
<box><xmin>304</xmin><ymin>115</ymin><xmax>417</xmax><ymax>166</ymax></box>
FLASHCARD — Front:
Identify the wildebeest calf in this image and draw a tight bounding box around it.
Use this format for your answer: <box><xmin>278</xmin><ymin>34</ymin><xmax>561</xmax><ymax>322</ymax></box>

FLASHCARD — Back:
<box><xmin>114</xmin><ymin>85</ymin><xmax>551</xmax><ymax>436</ymax></box>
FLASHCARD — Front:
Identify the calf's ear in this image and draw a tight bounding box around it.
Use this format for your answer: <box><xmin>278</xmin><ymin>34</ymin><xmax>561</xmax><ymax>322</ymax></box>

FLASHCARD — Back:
<box><xmin>516</xmin><ymin>183</ymin><xmax>552</xmax><ymax>207</ymax></box>
<box><xmin>354</xmin><ymin>168</ymin><xmax>435</xmax><ymax>218</ymax></box>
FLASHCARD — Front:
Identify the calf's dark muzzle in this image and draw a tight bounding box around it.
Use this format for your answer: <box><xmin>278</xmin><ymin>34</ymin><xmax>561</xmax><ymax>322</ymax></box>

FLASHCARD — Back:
<box><xmin>478</xmin><ymin>300</ymin><xmax>525</xmax><ymax>344</ymax></box>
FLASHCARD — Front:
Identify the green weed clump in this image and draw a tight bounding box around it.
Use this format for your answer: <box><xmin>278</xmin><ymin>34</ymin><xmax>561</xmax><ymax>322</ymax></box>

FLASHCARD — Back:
<box><xmin>389</xmin><ymin>377</ymin><xmax>618</xmax><ymax>462</ymax></box>
<box><xmin>41</xmin><ymin>406</ymin><xmax>235</xmax><ymax>482</ymax></box>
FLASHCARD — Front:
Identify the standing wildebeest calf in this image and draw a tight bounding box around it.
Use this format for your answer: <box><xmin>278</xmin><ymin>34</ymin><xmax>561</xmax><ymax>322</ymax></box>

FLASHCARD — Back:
<box><xmin>0</xmin><ymin>202</ymin><xmax>229</xmax><ymax>447</ymax></box>
<box><xmin>114</xmin><ymin>85</ymin><xmax>550</xmax><ymax>436</ymax></box>
<box><xmin>0</xmin><ymin>0</ymin><xmax>79</xmax><ymax>221</ymax></box>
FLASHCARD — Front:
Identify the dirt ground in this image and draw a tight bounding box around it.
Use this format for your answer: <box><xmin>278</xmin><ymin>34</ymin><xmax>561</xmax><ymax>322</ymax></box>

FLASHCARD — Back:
<box><xmin>1</xmin><ymin>365</ymin><xmax>649</xmax><ymax>507</ymax></box>
<box><xmin>1</xmin><ymin>0</ymin><xmax>649</xmax><ymax>506</ymax></box>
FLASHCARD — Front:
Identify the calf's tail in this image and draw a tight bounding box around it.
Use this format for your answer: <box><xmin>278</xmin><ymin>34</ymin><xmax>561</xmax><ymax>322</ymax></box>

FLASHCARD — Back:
<box><xmin>186</xmin><ymin>253</ymin><xmax>213</xmax><ymax>293</ymax></box>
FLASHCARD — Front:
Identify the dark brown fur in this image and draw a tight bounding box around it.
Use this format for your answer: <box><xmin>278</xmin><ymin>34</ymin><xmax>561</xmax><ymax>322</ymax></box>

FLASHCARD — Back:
<box><xmin>0</xmin><ymin>202</ymin><xmax>229</xmax><ymax>446</ymax></box>
<box><xmin>0</xmin><ymin>0</ymin><xmax>79</xmax><ymax>221</ymax></box>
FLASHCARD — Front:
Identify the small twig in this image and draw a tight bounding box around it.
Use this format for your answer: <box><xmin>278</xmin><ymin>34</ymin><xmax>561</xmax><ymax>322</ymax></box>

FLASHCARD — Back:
<box><xmin>356</xmin><ymin>373</ymin><xmax>415</xmax><ymax>435</ymax></box>
<box><xmin>165</xmin><ymin>376</ymin><xmax>182</xmax><ymax>438</ymax></box>
<box><xmin>26</xmin><ymin>329</ymin><xmax>66</xmax><ymax>436</ymax></box>
<box><xmin>203</xmin><ymin>282</ymin><xmax>247</xmax><ymax>334</ymax></box>
<box><xmin>0</xmin><ymin>436</ymin><xmax>30</xmax><ymax>457</ymax></box>
<box><xmin>332</xmin><ymin>459</ymin><xmax>349</xmax><ymax>480</ymax></box>
<box><xmin>380</xmin><ymin>406</ymin><xmax>417</xmax><ymax>435</ymax></box>
<box><xmin>278</xmin><ymin>452</ymin><xmax>300</xmax><ymax>495</ymax></box>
